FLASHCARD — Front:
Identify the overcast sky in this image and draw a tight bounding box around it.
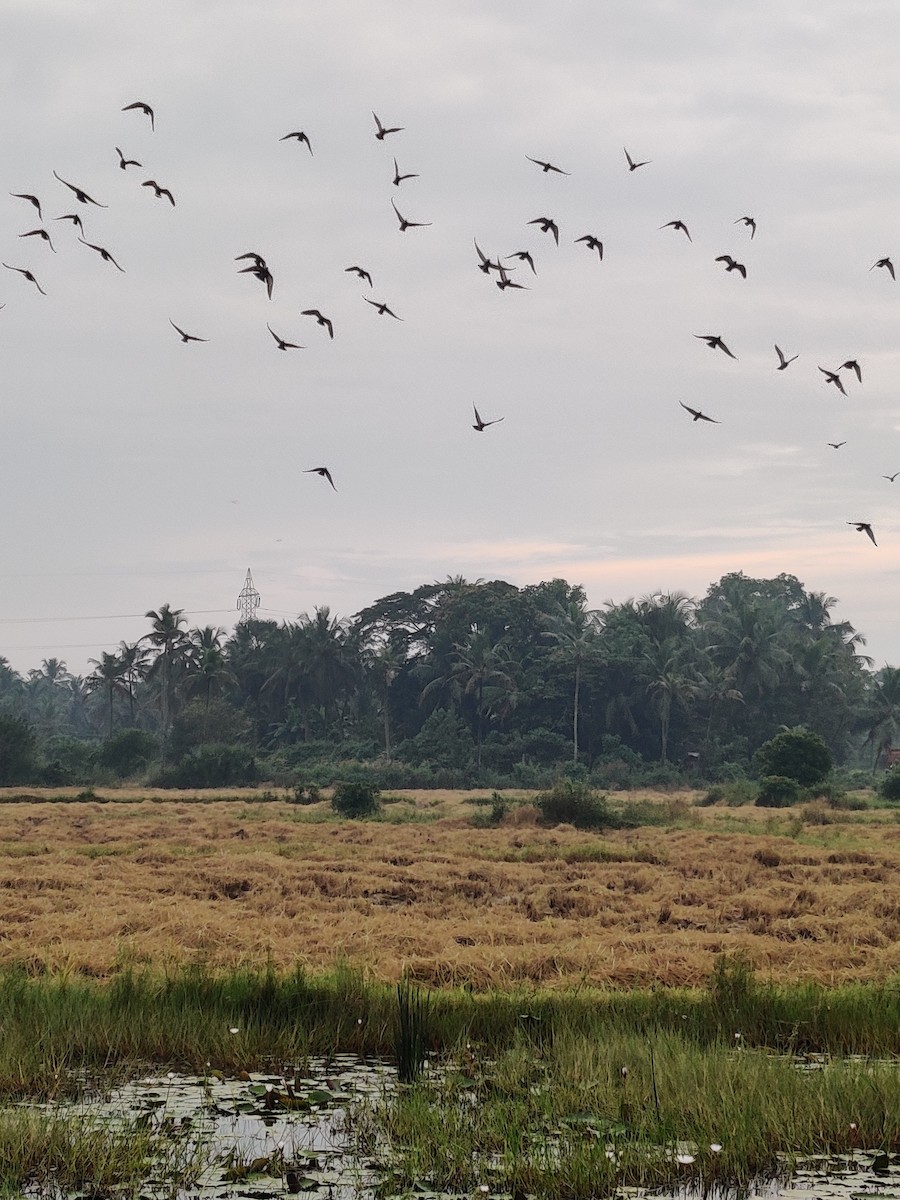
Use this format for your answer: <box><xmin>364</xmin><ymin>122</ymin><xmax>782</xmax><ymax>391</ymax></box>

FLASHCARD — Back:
<box><xmin>3</xmin><ymin>1</ymin><xmax>900</xmax><ymax>675</ymax></box>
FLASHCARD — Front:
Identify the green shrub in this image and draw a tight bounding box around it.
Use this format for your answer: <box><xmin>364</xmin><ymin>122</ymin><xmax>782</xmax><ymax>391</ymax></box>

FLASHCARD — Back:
<box><xmin>699</xmin><ymin>779</ymin><xmax>759</xmax><ymax>807</ymax></box>
<box><xmin>0</xmin><ymin>716</ymin><xmax>38</xmax><ymax>785</ymax></box>
<box><xmin>535</xmin><ymin>781</ymin><xmax>616</xmax><ymax>830</ymax></box>
<box><xmin>331</xmin><ymin>781</ymin><xmax>381</xmax><ymax>818</ymax></box>
<box><xmin>879</xmin><ymin>768</ymin><xmax>900</xmax><ymax>802</ymax></box>
<box><xmin>755</xmin><ymin>727</ymin><xmax>832</xmax><ymax>787</ymax></box>
<box><xmin>290</xmin><ymin>783</ymin><xmax>321</xmax><ymax>805</ymax></box>
<box><xmin>152</xmin><ymin>744</ymin><xmax>259</xmax><ymax>788</ymax></box>
<box><xmin>756</xmin><ymin>775</ymin><xmax>802</xmax><ymax>808</ymax></box>
<box><xmin>100</xmin><ymin>729</ymin><xmax>158</xmax><ymax>778</ymax></box>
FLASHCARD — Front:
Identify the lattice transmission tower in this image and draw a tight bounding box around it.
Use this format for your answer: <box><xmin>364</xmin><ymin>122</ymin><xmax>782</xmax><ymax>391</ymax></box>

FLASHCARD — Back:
<box><xmin>236</xmin><ymin>568</ymin><xmax>260</xmax><ymax>623</ymax></box>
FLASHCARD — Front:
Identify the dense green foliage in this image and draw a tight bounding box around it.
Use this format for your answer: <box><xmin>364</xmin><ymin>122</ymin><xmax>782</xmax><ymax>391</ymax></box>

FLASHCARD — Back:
<box><xmin>330</xmin><ymin>780</ymin><xmax>381</xmax><ymax>818</ymax></box>
<box><xmin>755</xmin><ymin>727</ymin><xmax>833</xmax><ymax>786</ymax></box>
<box><xmin>0</xmin><ymin>571</ymin><xmax>895</xmax><ymax>786</ymax></box>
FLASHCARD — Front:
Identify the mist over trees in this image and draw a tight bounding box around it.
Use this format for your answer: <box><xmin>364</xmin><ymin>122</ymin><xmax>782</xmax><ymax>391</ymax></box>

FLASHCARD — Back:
<box><xmin>0</xmin><ymin>572</ymin><xmax>894</xmax><ymax>787</ymax></box>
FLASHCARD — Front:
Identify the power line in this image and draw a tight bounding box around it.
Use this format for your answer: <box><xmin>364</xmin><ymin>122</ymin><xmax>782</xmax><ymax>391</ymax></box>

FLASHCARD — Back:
<box><xmin>0</xmin><ymin>609</ymin><xmax>232</xmax><ymax>625</ymax></box>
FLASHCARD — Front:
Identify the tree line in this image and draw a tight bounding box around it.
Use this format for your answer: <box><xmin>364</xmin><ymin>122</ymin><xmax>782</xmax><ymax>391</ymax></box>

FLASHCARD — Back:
<box><xmin>1</xmin><ymin>571</ymin><xmax>899</xmax><ymax>787</ymax></box>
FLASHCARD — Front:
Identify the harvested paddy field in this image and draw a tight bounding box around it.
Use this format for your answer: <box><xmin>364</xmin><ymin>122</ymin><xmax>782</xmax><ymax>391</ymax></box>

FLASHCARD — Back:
<box><xmin>1</xmin><ymin>787</ymin><xmax>899</xmax><ymax>985</ymax></box>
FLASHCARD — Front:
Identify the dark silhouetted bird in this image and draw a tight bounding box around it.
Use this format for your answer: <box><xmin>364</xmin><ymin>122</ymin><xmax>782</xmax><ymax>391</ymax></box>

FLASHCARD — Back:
<box><xmin>11</xmin><ymin>192</ymin><xmax>42</xmax><ymax>220</ymax></box>
<box><xmin>841</xmin><ymin>359</ymin><xmax>862</xmax><ymax>383</ymax></box>
<box><xmin>734</xmin><ymin>216</ymin><xmax>756</xmax><ymax>238</ymax></box>
<box><xmin>345</xmin><ymin>265</ymin><xmax>373</xmax><ymax>286</ymax></box>
<box><xmin>2</xmin><ymin>263</ymin><xmax>46</xmax><ymax>294</ymax></box>
<box><xmin>392</xmin><ymin>157</ymin><xmax>418</xmax><ymax>186</ymax></box>
<box><xmin>116</xmin><ymin>147</ymin><xmax>141</xmax><ymax>170</ymax></box>
<box><xmin>169</xmin><ymin>319</ymin><xmax>208</xmax><ymax>343</ymax></box>
<box><xmin>474</xmin><ymin>241</ymin><xmax>504</xmax><ymax>274</ymax></box>
<box><xmin>78</xmin><ymin>237</ymin><xmax>124</xmax><ymax>271</ymax></box>
<box><xmin>819</xmin><ymin>367</ymin><xmax>847</xmax><ymax>395</ymax></box>
<box><xmin>575</xmin><ymin>234</ymin><xmax>603</xmax><ymax>259</ymax></box>
<box><xmin>473</xmin><ymin>404</ymin><xmax>504</xmax><ymax>430</ymax></box>
<box><xmin>827</xmin><ymin>442</ymin><xmax>846</xmax><ymax>449</ymax></box>
<box><xmin>871</xmin><ymin>257</ymin><xmax>895</xmax><ymax>280</ymax></box>
<box><xmin>680</xmin><ymin>402</ymin><xmax>720</xmax><ymax>423</ymax></box>
<box><xmin>18</xmin><ymin>228</ymin><xmax>55</xmax><ymax>252</ymax></box>
<box><xmin>301</xmin><ymin>308</ymin><xmax>334</xmax><ymax>338</ymax></box>
<box><xmin>526</xmin><ymin>156</ymin><xmax>570</xmax><ymax>174</ymax></box>
<box><xmin>695</xmin><ymin>334</ymin><xmax>737</xmax><ymax>359</ymax></box>
<box><xmin>280</xmin><ymin>130</ymin><xmax>312</xmax><ymax>153</ymax></box>
<box><xmin>528</xmin><ymin>216</ymin><xmax>559</xmax><ymax>244</ymax></box>
<box><xmin>267</xmin><ymin>324</ymin><xmax>302</xmax><ymax>350</ymax></box>
<box><xmin>391</xmin><ymin>199</ymin><xmax>431</xmax><ymax>231</ymax></box>
<box><xmin>624</xmin><ymin>147</ymin><xmax>650</xmax><ymax>171</ymax></box>
<box><xmin>122</xmin><ymin>100</ymin><xmax>154</xmax><ymax>129</ymax></box>
<box><xmin>775</xmin><ymin>345</ymin><xmax>798</xmax><ymax>370</ymax></box>
<box><xmin>235</xmin><ymin>251</ymin><xmax>267</xmax><ymax>269</ymax></box>
<box><xmin>53</xmin><ymin>171</ymin><xmax>106</xmax><ymax>207</ymax></box>
<box><xmin>496</xmin><ymin>265</ymin><xmax>527</xmax><ymax>291</ymax></box>
<box><xmin>54</xmin><ymin>212</ymin><xmax>84</xmax><ymax>232</ymax></box>
<box><xmin>848</xmin><ymin>521</ymin><xmax>877</xmax><ymax>546</ymax></box>
<box><xmin>660</xmin><ymin>219</ymin><xmax>691</xmax><ymax>241</ymax></box>
<box><xmin>715</xmin><ymin>254</ymin><xmax>747</xmax><ymax>277</ymax></box>
<box><xmin>239</xmin><ymin>263</ymin><xmax>274</xmax><ymax>299</ymax></box>
<box><xmin>884</xmin><ymin>472</ymin><xmax>899</xmax><ymax>483</ymax></box>
<box><xmin>365</xmin><ymin>297</ymin><xmax>402</xmax><ymax>319</ymax></box>
<box><xmin>142</xmin><ymin>180</ymin><xmax>175</xmax><ymax>205</ymax></box>
<box><xmin>508</xmin><ymin>249</ymin><xmax>536</xmax><ymax>274</ymax></box>
<box><xmin>306</xmin><ymin>466</ymin><xmax>336</xmax><ymax>490</ymax></box>
<box><xmin>373</xmin><ymin>112</ymin><xmax>403</xmax><ymax>139</ymax></box>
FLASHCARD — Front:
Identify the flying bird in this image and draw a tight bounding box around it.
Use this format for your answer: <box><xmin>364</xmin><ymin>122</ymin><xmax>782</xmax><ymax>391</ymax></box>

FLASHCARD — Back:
<box><xmin>840</xmin><ymin>359</ymin><xmax>862</xmax><ymax>383</ymax></box>
<box><xmin>18</xmin><ymin>228</ymin><xmax>55</xmax><ymax>252</ymax></box>
<box><xmin>527</xmin><ymin>216</ymin><xmax>559</xmax><ymax>245</ymax></box>
<box><xmin>624</xmin><ymin>147</ymin><xmax>650</xmax><ymax>171</ymax></box>
<box><xmin>871</xmin><ymin>257</ymin><xmax>895</xmax><ymax>280</ymax></box>
<box><xmin>52</xmin><ymin>171</ymin><xmax>106</xmax><ymax>207</ymax></box>
<box><xmin>680</xmin><ymin>402</ymin><xmax>720</xmax><ymax>423</ymax></box>
<box><xmin>508</xmin><ymin>249</ymin><xmax>536</xmax><ymax>274</ymax></box>
<box><xmin>239</xmin><ymin>263</ymin><xmax>274</xmax><ymax>299</ymax></box>
<box><xmin>10</xmin><ymin>193</ymin><xmax>42</xmax><ymax>220</ymax></box>
<box><xmin>575</xmin><ymin>234</ymin><xmax>603</xmax><ymax>259</ymax></box>
<box><xmin>818</xmin><ymin>367</ymin><xmax>847</xmax><ymax>396</ymax></box>
<box><xmin>345</xmin><ymin>265</ymin><xmax>373</xmax><ymax>286</ymax></box>
<box><xmin>695</xmin><ymin>334</ymin><xmax>737</xmax><ymax>359</ymax></box>
<box><xmin>365</xmin><ymin>297</ymin><xmax>402</xmax><ymax>319</ymax></box>
<box><xmin>472</xmin><ymin>404</ymin><xmax>504</xmax><ymax>431</ymax></box>
<box><xmin>660</xmin><ymin>219</ymin><xmax>692</xmax><ymax>241</ymax></box>
<box><xmin>392</xmin><ymin>157</ymin><xmax>418</xmax><ymax>186</ymax></box>
<box><xmin>116</xmin><ymin>147</ymin><xmax>141</xmax><ymax>170</ymax></box>
<box><xmin>142</xmin><ymin>180</ymin><xmax>175</xmax><ymax>205</ymax></box>
<box><xmin>78</xmin><ymin>236</ymin><xmax>124</xmax><ymax>271</ymax></box>
<box><xmin>54</xmin><ymin>212</ymin><xmax>85</xmax><ymax>234</ymax></box>
<box><xmin>235</xmin><ymin>251</ymin><xmax>267</xmax><ymax>268</ymax></box>
<box><xmin>715</xmin><ymin>254</ymin><xmax>747</xmax><ymax>278</ymax></box>
<box><xmin>301</xmin><ymin>308</ymin><xmax>334</xmax><ymax>338</ymax></box>
<box><xmin>496</xmin><ymin>265</ymin><xmax>528</xmax><ymax>291</ymax></box>
<box><xmin>391</xmin><ymin>198</ymin><xmax>431</xmax><ymax>231</ymax></box>
<box><xmin>280</xmin><ymin>130</ymin><xmax>313</xmax><ymax>153</ymax></box>
<box><xmin>775</xmin><ymin>345</ymin><xmax>798</xmax><ymax>370</ymax></box>
<box><xmin>827</xmin><ymin>442</ymin><xmax>847</xmax><ymax>449</ymax></box>
<box><xmin>305</xmin><ymin>466</ymin><xmax>336</xmax><ymax>490</ymax></box>
<box><xmin>526</xmin><ymin>156</ymin><xmax>570</xmax><ymax>175</ymax></box>
<box><xmin>474</xmin><ymin>241</ymin><xmax>503</xmax><ymax>274</ymax></box>
<box><xmin>373</xmin><ymin>112</ymin><xmax>403</xmax><ymax>140</ymax></box>
<box><xmin>848</xmin><ymin>521</ymin><xmax>877</xmax><ymax>546</ymax></box>
<box><xmin>734</xmin><ymin>216</ymin><xmax>757</xmax><ymax>238</ymax></box>
<box><xmin>884</xmin><ymin>472</ymin><xmax>899</xmax><ymax>483</ymax></box>
<box><xmin>169</xmin><ymin>319</ymin><xmax>208</xmax><ymax>343</ymax></box>
<box><xmin>122</xmin><ymin>101</ymin><xmax>154</xmax><ymax>129</ymax></box>
<box><xmin>267</xmin><ymin>323</ymin><xmax>303</xmax><ymax>350</ymax></box>
<box><xmin>2</xmin><ymin>263</ymin><xmax>46</xmax><ymax>294</ymax></box>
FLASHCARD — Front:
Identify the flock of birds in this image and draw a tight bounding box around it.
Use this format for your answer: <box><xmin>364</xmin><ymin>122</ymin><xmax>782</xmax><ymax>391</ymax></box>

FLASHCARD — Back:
<box><xmin>2</xmin><ymin>104</ymin><xmax>892</xmax><ymax>550</ymax></box>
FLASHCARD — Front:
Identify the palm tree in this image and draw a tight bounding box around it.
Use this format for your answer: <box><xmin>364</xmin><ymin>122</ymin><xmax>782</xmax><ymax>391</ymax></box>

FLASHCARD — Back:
<box><xmin>426</xmin><ymin>628</ymin><xmax>517</xmax><ymax>769</ymax></box>
<box><xmin>366</xmin><ymin>640</ymin><xmax>404</xmax><ymax>761</ymax></box>
<box><xmin>864</xmin><ymin>666</ymin><xmax>900</xmax><ymax>771</ymax></box>
<box><xmin>116</xmin><ymin>641</ymin><xmax>150</xmax><ymax>725</ymax></box>
<box><xmin>143</xmin><ymin>604</ymin><xmax>188</xmax><ymax>761</ymax></box>
<box><xmin>87</xmin><ymin>652</ymin><xmax>127</xmax><ymax>738</ymax></box>
<box><xmin>181</xmin><ymin>627</ymin><xmax>234</xmax><ymax>743</ymax></box>
<box><xmin>541</xmin><ymin>595</ymin><xmax>601</xmax><ymax>764</ymax></box>
<box><xmin>642</xmin><ymin>639</ymin><xmax>698</xmax><ymax>765</ymax></box>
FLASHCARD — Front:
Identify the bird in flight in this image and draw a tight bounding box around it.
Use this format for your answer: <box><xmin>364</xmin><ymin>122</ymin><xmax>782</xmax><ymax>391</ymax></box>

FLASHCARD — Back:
<box><xmin>54</xmin><ymin>212</ymin><xmax>84</xmax><ymax>233</ymax></box>
<box><xmin>78</xmin><ymin>237</ymin><xmax>124</xmax><ymax>271</ymax></box>
<box><xmin>53</xmin><ymin>171</ymin><xmax>106</xmax><ymax>207</ymax></box>
<box><xmin>624</xmin><ymin>147</ymin><xmax>650</xmax><ymax>171</ymax></box>
<box><xmin>373</xmin><ymin>112</ymin><xmax>403</xmax><ymax>140</ymax></box>
<box><xmin>473</xmin><ymin>404</ymin><xmax>504</xmax><ymax>431</ymax></box>
<box><xmin>680</xmin><ymin>402</ymin><xmax>720</xmax><ymax>423</ymax></box>
<box><xmin>239</xmin><ymin>263</ymin><xmax>274</xmax><ymax>299</ymax></box>
<box><xmin>280</xmin><ymin>130</ymin><xmax>313</xmax><ymax>154</ymax></box>
<box><xmin>2</xmin><ymin>263</ymin><xmax>46</xmax><ymax>294</ymax></box>
<box><xmin>235</xmin><ymin>251</ymin><xmax>267</xmax><ymax>270</ymax></box>
<box><xmin>848</xmin><ymin>521</ymin><xmax>877</xmax><ymax>546</ymax></box>
<box><xmin>122</xmin><ymin>100</ymin><xmax>154</xmax><ymax>128</ymax></box>
<box><xmin>392</xmin><ymin>157</ymin><xmax>418</xmax><ymax>186</ymax></box>
<box><xmin>267</xmin><ymin>324</ymin><xmax>303</xmax><ymax>350</ymax></box>
<box><xmin>526</xmin><ymin>156</ymin><xmax>570</xmax><ymax>175</ymax></box>
<box><xmin>660</xmin><ymin>219</ymin><xmax>692</xmax><ymax>241</ymax></box>
<box><xmin>871</xmin><ymin>257</ymin><xmax>895</xmax><ymax>280</ymax></box>
<box><xmin>528</xmin><ymin>216</ymin><xmax>559</xmax><ymax>245</ymax></box>
<box><xmin>818</xmin><ymin>366</ymin><xmax>847</xmax><ymax>395</ymax></box>
<box><xmin>575</xmin><ymin>234</ymin><xmax>603</xmax><ymax>259</ymax></box>
<box><xmin>775</xmin><ymin>345</ymin><xmax>798</xmax><ymax>370</ymax></box>
<box><xmin>345</xmin><ymin>265</ymin><xmax>373</xmax><ymax>287</ymax></box>
<box><xmin>142</xmin><ymin>180</ymin><xmax>175</xmax><ymax>205</ymax></box>
<box><xmin>827</xmin><ymin>441</ymin><xmax>847</xmax><ymax>449</ymax></box>
<box><xmin>496</xmin><ymin>265</ymin><xmax>528</xmax><ymax>291</ymax></box>
<box><xmin>169</xmin><ymin>319</ymin><xmax>208</xmax><ymax>343</ymax></box>
<box><xmin>19</xmin><ymin>228</ymin><xmax>55</xmax><ymax>252</ymax></box>
<box><xmin>365</xmin><ymin>297</ymin><xmax>402</xmax><ymax>319</ymax></box>
<box><xmin>840</xmin><ymin>359</ymin><xmax>862</xmax><ymax>383</ymax></box>
<box><xmin>301</xmin><ymin>308</ymin><xmax>334</xmax><ymax>338</ymax></box>
<box><xmin>10</xmin><ymin>192</ymin><xmax>42</xmax><ymax>220</ymax></box>
<box><xmin>116</xmin><ymin>147</ymin><xmax>141</xmax><ymax>170</ymax></box>
<box><xmin>715</xmin><ymin>254</ymin><xmax>747</xmax><ymax>278</ymax></box>
<box><xmin>474</xmin><ymin>241</ymin><xmax>504</xmax><ymax>275</ymax></box>
<box><xmin>391</xmin><ymin>198</ymin><xmax>431</xmax><ymax>231</ymax></box>
<box><xmin>508</xmin><ymin>249</ymin><xmax>536</xmax><ymax>274</ymax></box>
<box><xmin>695</xmin><ymin>334</ymin><xmax>737</xmax><ymax>359</ymax></box>
<box><xmin>884</xmin><ymin>472</ymin><xmax>900</xmax><ymax>483</ymax></box>
<box><xmin>734</xmin><ymin>216</ymin><xmax>757</xmax><ymax>238</ymax></box>
<box><xmin>306</xmin><ymin>466</ymin><xmax>336</xmax><ymax>490</ymax></box>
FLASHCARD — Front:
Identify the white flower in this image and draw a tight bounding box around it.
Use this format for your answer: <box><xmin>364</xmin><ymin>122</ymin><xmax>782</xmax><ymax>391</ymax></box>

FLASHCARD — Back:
<box><xmin>710</xmin><ymin>1143</ymin><xmax>722</xmax><ymax>1153</ymax></box>
<box><xmin>229</xmin><ymin>1026</ymin><xmax>240</xmax><ymax>1034</ymax></box>
<box><xmin>677</xmin><ymin>1154</ymin><xmax>695</xmax><ymax>1165</ymax></box>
